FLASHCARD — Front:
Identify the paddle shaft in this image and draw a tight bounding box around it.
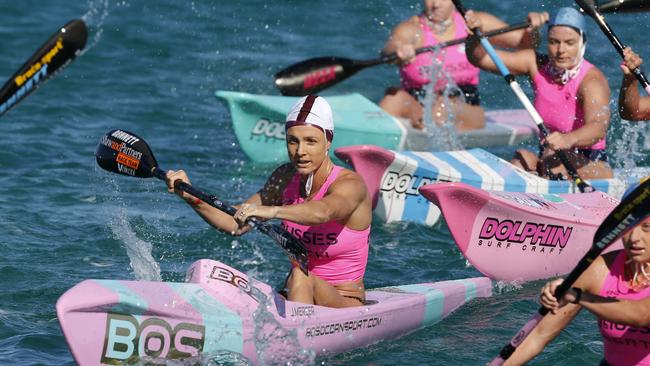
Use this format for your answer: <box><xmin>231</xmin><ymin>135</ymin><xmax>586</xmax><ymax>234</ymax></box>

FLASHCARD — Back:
<box><xmin>452</xmin><ymin>0</ymin><xmax>591</xmax><ymax>193</ymax></box>
<box><xmin>275</xmin><ymin>21</ymin><xmax>530</xmax><ymax>96</ymax></box>
<box><xmin>379</xmin><ymin>21</ymin><xmax>530</xmax><ymax>65</ymax></box>
<box><xmin>575</xmin><ymin>0</ymin><xmax>650</xmax><ymax>94</ymax></box>
<box><xmin>490</xmin><ymin>178</ymin><xmax>650</xmax><ymax>365</ymax></box>
<box><xmin>95</xmin><ymin>129</ymin><xmax>310</xmax><ymax>274</ymax></box>
<box><xmin>151</xmin><ymin>168</ymin><xmax>288</xmax><ymax>249</ymax></box>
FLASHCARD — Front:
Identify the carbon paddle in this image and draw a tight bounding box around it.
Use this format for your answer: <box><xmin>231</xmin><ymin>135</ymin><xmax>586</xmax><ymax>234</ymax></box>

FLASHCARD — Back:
<box><xmin>95</xmin><ymin>129</ymin><xmax>309</xmax><ymax>274</ymax></box>
<box><xmin>490</xmin><ymin>177</ymin><xmax>650</xmax><ymax>365</ymax></box>
<box><xmin>598</xmin><ymin>0</ymin><xmax>650</xmax><ymax>13</ymax></box>
<box><xmin>0</xmin><ymin>19</ymin><xmax>87</xmax><ymax>118</ymax></box>
<box><xmin>576</xmin><ymin>0</ymin><xmax>650</xmax><ymax>94</ymax></box>
<box><xmin>452</xmin><ymin>0</ymin><xmax>592</xmax><ymax>193</ymax></box>
<box><xmin>274</xmin><ymin>21</ymin><xmax>530</xmax><ymax>96</ymax></box>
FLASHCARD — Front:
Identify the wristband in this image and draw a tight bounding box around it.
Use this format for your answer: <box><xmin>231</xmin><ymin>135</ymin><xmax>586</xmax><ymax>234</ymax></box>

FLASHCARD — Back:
<box><xmin>188</xmin><ymin>197</ymin><xmax>202</xmax><ymax>206</ymax></box>
<box><xmin>570</xmin><ymin>287</ymin><xmax>582</xmax><ymax>304</ymax></box>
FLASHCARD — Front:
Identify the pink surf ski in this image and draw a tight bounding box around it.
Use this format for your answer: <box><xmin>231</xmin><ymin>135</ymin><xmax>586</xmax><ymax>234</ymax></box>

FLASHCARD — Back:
<box><xmin>57</xmin><ymin>259</ymin><xmax>491</xmax><ymax>365</ymax></box>
<box><xmin>419</xmin><ymin>182</ymin><xmax>623</xmax><ymax>282</ymax></box>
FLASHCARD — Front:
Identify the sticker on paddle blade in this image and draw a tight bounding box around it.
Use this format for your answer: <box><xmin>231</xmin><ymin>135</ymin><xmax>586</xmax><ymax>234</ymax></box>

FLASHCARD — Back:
<box><xmin>268</xmin><ymin>224</ymin><xmax>309</xmax><ymax>274</ymax></box>
<box><xmin>0</xmin><ymin>19</ymin><xmax>88</xmax><ymax>117</ymax></box>
<box><xmin>95</xmin><ymin>129</ymin><xmax>158</xmax><ymax>178</ymax></box>
<box><xmin>274</xmin><ymin>57</ymin><xmax>349</xmax><ymax>96</ymax></box>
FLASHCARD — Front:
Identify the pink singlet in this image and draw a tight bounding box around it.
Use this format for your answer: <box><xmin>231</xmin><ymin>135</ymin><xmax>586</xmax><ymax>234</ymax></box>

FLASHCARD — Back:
<box><xmin>598</xmin><ymin>251</ymin><xmax>650</xmax><ymax>365</ymax></box>
<box><xmin>532</xmin><ymin>57</ymin><xmax>606</xmax><ymax>150</ymax></box>
<box><xmin>399</xmin><ymin>12</ymin><xmax>480</xmax><ymax>92</ymax></box>
<box><xmin>281</xmin><ymin>165</ymin><xmax>370</xmax><ymax>285</ymax></box>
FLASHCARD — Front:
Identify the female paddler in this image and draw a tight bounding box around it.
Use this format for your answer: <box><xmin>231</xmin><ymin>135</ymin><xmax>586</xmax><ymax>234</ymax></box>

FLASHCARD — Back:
<box><xmin>165</xmin><ymin>95</ymin><xmax>372</xmax><ymax>308</ymax></box>
<box><xmin>620</xmin><ymin>46</ymin><xmax>650</xmax><ymax>121</ymax></box>
<box><xmin>379</xmin><ymin>0</ymin><xmax>548</xmax><ymax>130</ymax></box>
<box><xmin>466</xmin><ymin>7</ymin><xmax>614</xmax><ymax>180</ymax></box>
<box><xmin>505</xmin><ymin>179</ymin><xmax>650</xmax><ymax>365</ymax></box>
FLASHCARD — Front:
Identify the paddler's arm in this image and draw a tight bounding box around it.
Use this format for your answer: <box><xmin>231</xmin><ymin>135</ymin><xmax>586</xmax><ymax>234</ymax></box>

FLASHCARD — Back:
<box><xmin>619</xmin><ymin>47</ymin><xmax>650</xmax><ymax>121</ymax></box>
<box><xmin>275</xmin><ymin>173</ymin><xmax>367</xmax><ymax>225</ymax></box>
<box><xmin>464</xmin><ymin>14</ymin><xmax>538</xmax><ymax>77</ymax></box>
<box><xmin>506</xmin><ymin>256</ymin><xmax>606</xmax><ymax>365</ymax></box>
<box><xmin>239</xmin><ymin>171</ymin><xmax>368</xmax><ymax>226</ymax></box>
<box><xmin>573</xmin><ymin>294</ymin><xmax>650</xmax><ymax>328</ymax></box>
<box><xmin>165</xmin><ymin>168</ymin><xmax>255</xmax><ymax>235</ymax></box>
<box><xmin>503</xmin><ymin>302</ymin><xmax>582</xmax><ymax>365</ymax></box>
<box><xmin>381</xmin><ymin>16</ymin><xmax>419</xmax><ymax>65</ymax></box>
<box><xmin>471</xmin><ymin>10</ymin><xmax>548</xmax><ymax>50</ymax></box>
<box><xmin>465</xmin><ymin>37</ymin><xmax>537</xmax><ymax>76</ymax></box>
<box><xmin>165</xmin><ymin>164</ymin><xmax>291</xmax><ymax>236</ymax></box>
<box><xmin>546</xmin><ymin>68</ymin><xmax>611</xmax><ymax>151</ymax></box>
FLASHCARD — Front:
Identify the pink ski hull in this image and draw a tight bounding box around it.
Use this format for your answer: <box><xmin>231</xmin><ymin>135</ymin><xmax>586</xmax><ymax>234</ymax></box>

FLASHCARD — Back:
<box><xmin>420</xmin><ymin>182</ymin><xmax>623</xmax><ymax>281</ymax></box>
<box><xmin>57</xmin><ymin>259</ymin><xmax>491</xmax><ymax>365</ymax></box>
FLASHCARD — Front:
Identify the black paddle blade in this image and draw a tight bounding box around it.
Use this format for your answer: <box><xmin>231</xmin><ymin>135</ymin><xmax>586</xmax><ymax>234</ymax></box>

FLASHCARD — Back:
<box><xmin>576</xmin><ymin>0</ymin><xmax>602</xmax><ymax>17</ymax></box>
<box><xmin>95</xmin><ymin>129</ymin><xmax>159</xmax><ymax>178</ymax></box>
<box><xmin>274</xmin><ymin>57</ymin><xmax>361</xmax><ymax>96</ymax></box>
<box><xmin>0</xmin><ymin>19</ymin><xmax>87</xmax><ymax>117</ymax></box>
<box><xmin>593</xmin><ymin>177</ymin><xmax>650</xmax><ymax>248</ymax></box>
<box><xmin>598</xmin><ymin>0</ymin><xmax>650</xmax><ymax>12</ymax></box>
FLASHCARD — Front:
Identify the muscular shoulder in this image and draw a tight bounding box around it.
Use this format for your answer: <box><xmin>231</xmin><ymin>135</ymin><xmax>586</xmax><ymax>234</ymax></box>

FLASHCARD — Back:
<box><xmin>578</xmin><ymin>251</ymin><xmax>619</xmax><ymax>293</ymax></box>
<box><xmin>328</xmin><ymin>168</ymin><xmax>368</xmax><ymax>198</ymax></box>
<box><xmin>391</xmin><ymin>15</ymin><xmax>422</xmax><ymax>40</ymax></box>
<box><xmin>580</xmin><ymin>66</ymin><xmax>610</xmax><ymax>94</ymax></box>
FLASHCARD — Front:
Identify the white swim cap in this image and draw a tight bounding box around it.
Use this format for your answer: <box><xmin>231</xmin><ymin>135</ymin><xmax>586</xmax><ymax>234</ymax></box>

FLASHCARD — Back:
<box><xmin>285</xmin><ymin>95</ymin><xmax>334</xmax><ymax>141</ymax></box>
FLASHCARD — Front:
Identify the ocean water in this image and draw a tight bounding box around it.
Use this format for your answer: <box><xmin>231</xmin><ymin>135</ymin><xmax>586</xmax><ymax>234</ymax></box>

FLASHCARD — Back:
<box><xmin>0</xmin><ymin>1</ymin><xmax>649</xmax><ymax>365</ymax></box>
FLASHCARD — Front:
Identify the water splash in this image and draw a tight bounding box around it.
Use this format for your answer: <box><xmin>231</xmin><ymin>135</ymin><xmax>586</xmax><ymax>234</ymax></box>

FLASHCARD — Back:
<box><xmin>610</xmin><ymin>119</ymin><xmax>650</xmax><ymax>173</ymax></box>
<box><xmin>493</xmin><ymin>280</ymin><xmax>525</xmax><ymax>294</ymax></box>
<box><xmin>80</xmin><ymin>0</ymin><xmax>130</xmax><ymax>55</ymax></box>
<box><xmin>99</xmin><ymin>174</ymin><xmax>162</xmax><ymax>281</ymax></box>
<box><xmin>106</xmin><ymin>207</ymin><xmax>162</xmax><ymax>281</ymax></box>
<box><xmin>419</xmin><ymin>47</ymin><xmax>463</xmax><ymax>151</ymax></box>
<box><xmin>138</xmin><ymin>352</ymin><xmax>253</xmax><ymax>366</ymax></box>
<box><xmin>252</xmin><ymin>282</ymin><xmax>315</xmax><ymax>366</ymax></box>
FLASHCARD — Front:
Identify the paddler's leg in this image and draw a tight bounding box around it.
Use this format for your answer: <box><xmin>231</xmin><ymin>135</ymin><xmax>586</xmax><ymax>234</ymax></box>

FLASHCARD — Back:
<box><xmin>512</xmin><ymin>149</ymin><xmax>540</xmax><ymax>173</ymax></box>
<box><xmin>379</xmin><ymin>87</ymin><xmax>424</xmax><ymax>129</ymax></box>
<box><xmin>539</xmin><ymin>149</ymin><xmax>614</xmax><ymax>180</ymax></box>
<box><xmin>430</xmin><ymin>95</ymin><xmax>486</xmax><ymax>132</ymax></box>
<box><xmin>285</xmin><ymin>267</ymin><xmax>364</xmax><ymax>308</ymax></box>
<box><xmin>576</xmin><ymin>161</ymin><xmax>613</xmax><ymax>179</ymax></box>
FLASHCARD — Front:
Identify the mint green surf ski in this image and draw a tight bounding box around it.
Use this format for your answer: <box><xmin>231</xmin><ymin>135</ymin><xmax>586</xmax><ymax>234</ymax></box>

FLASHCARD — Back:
<box><xmin>216</xmin><ymin>91</ymin><xmax>536</xmax><ymax>163</ymax></box>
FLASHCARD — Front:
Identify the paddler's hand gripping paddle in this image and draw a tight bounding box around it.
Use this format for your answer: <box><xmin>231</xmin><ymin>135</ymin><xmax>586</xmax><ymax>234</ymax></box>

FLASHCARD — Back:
<box><xmin>95</xmin><ymin>129</ymin><xmax>309</xmax><ymax>274</ymax></box>
<box><xmin>575</xmin><ymin>0</ymin><xmax>650</xmax><ymax>95</ymax></box>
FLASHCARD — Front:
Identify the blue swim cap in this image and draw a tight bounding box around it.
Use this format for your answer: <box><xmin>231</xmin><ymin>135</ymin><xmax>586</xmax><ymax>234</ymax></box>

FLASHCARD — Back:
<box><xmin>549</xmin><ymin>7</ymin><xmax>586</xmax><ymax>36</ymax></box>
<box><xmin>623</xmin><ymin>176</ymin><xmax>650</xmax><ymax>200</ymax></box>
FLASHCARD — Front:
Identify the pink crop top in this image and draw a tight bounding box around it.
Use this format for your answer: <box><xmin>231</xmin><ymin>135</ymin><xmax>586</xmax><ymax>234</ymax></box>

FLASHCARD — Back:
<box><xmin>281</xmin><ymin>165</ymin><xmax>370</xmax><ymax>285</ymax></box>
<box><xmin>598</xmin><ymin>251</ymin><xmax>650</xmax><ymax>365</ymax></box>
<box><xmin>532</xmin><ymin>57</ymin><xmax>606</xmax><ymax>150</ymax></box>
<box><xmin>399</xmin><ymin>12</ymin><xmax>480</xmax><ymax>92</ymax></box>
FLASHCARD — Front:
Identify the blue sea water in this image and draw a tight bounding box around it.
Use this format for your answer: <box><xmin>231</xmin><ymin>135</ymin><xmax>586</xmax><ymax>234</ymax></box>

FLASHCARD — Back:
<box><xmin>0</xmin><ymin>1</ymin><xmax>649</xmax><ymax>365</ymax></box>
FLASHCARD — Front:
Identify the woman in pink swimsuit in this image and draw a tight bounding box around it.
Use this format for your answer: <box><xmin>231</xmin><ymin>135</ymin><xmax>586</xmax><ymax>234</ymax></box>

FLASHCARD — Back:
<box><xmin>379</xmin><ymin>0</ymin><xmax>547</xmax><ymax>130</ymax></box>
<box><xmin>467</xmin><ymin>7</ymin><xmax>613</xmax><ymax>180</ymax></box>
<box><xmin>165</xmin><ymin>95</ymin><xmax>372</xmax><ymax>308</ymax></box>
<box><xmin>506</xmin><ymin>179</ymin><xmax>650</xmax><ymax>365</ymax></box>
